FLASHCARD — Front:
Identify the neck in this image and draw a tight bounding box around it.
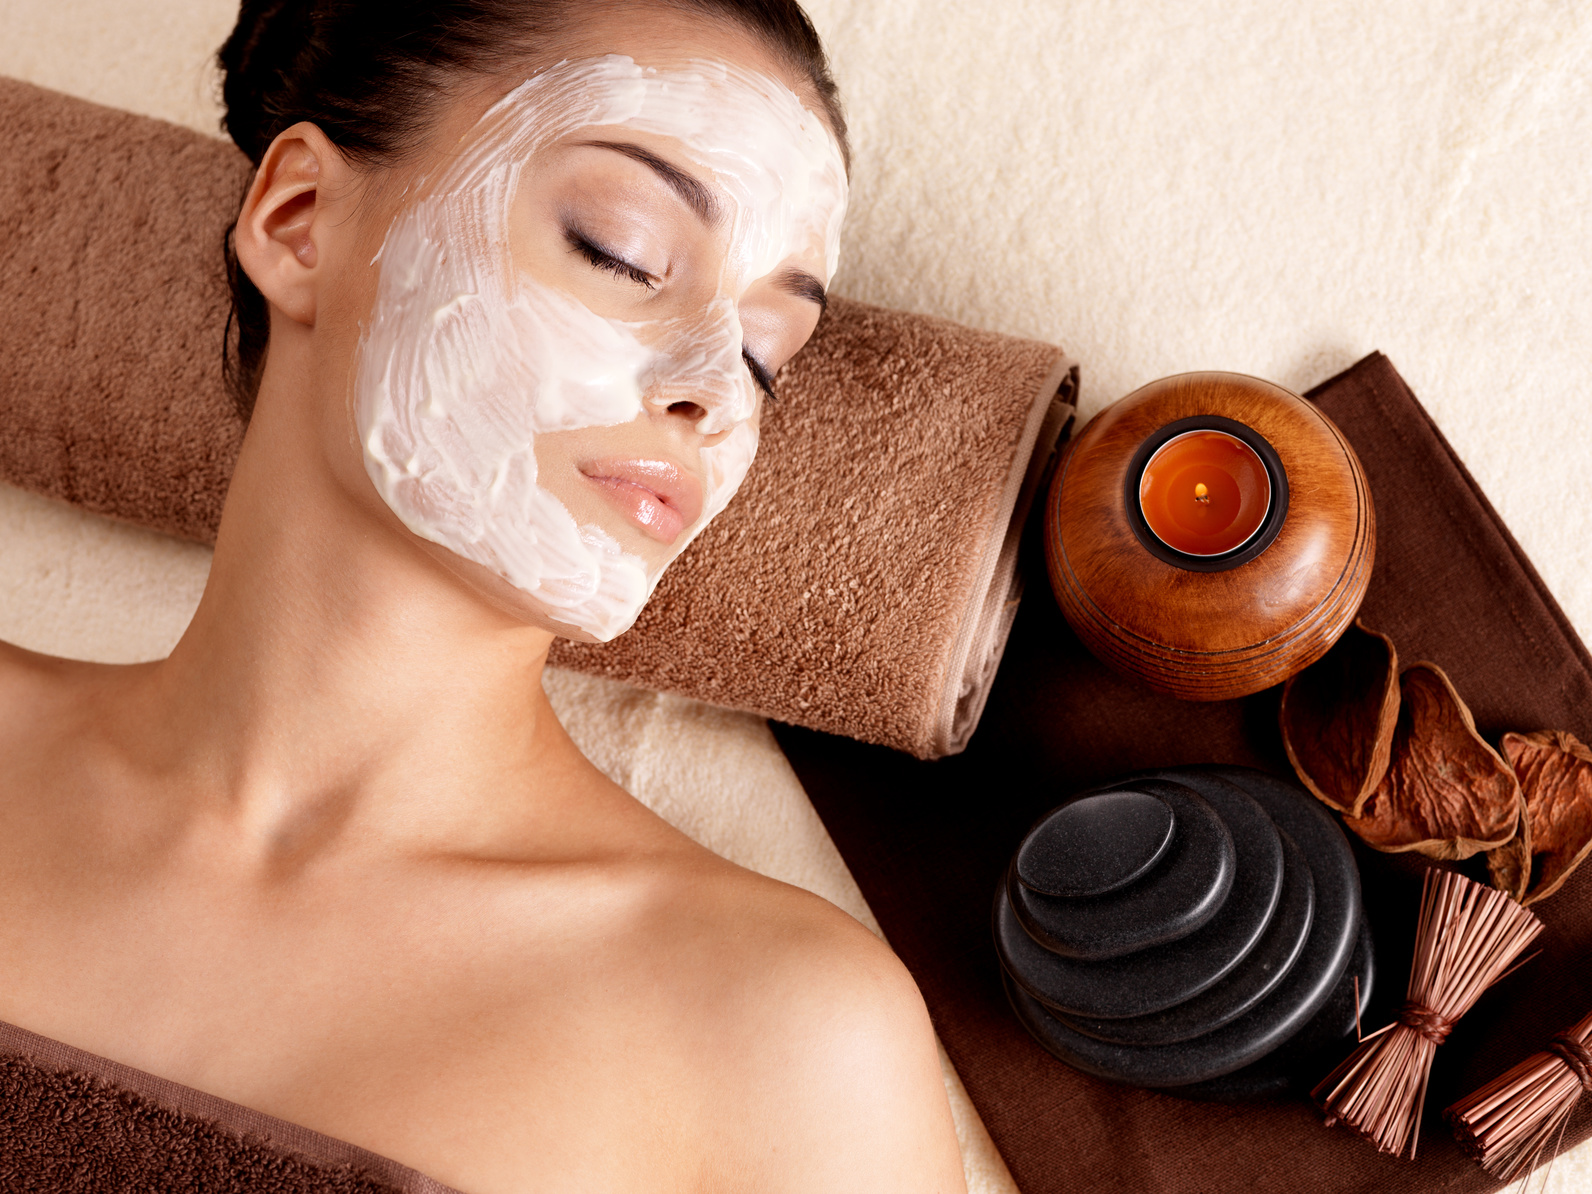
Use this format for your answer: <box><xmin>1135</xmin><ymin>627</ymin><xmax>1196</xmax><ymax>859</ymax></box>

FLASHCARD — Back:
<box><xmin>118</xmin><ymin>359</ymin><xmax>575</xmax><ymax>858</ymax></box>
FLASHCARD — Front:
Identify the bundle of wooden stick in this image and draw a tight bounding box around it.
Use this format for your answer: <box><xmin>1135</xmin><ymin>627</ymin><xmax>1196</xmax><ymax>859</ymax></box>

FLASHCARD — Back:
<box><xmin>1445</xmin><ymin>1006</ymin><xmax>1592</xmax><ymax>1181</ymax></box>
<box><xmin>1312</xmin><ymin>869</ymin><xmax>1543</xmax><ymax>1158</ymax></box>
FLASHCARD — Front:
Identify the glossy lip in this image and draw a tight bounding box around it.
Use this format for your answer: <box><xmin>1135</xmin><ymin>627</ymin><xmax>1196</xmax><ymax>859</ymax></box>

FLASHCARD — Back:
<box><xmin>577</xmin><ymin>457</ymin><xmax>704</xmax><ymax>545</ymax></box>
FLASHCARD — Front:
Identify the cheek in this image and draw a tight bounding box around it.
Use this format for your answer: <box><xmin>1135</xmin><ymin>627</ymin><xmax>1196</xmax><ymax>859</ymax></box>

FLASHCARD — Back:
<box><xmin>504</xmin><ymin>210</ymin><xmax>598</xmax><ymax>312</ymax></box>
<box><xmin>313</xmin><ymin>241</ymin><xmax>388</xmax><ymax>467</ymax></box>
<box><xmin>315</xmin><ymin>225</ymin><xmax>385</xmax><ymax>358</ymax></box>
<box><xmin>700</xmin><ymin>418</ymin><xmax>761</xmax><ymax>515</ymax></box>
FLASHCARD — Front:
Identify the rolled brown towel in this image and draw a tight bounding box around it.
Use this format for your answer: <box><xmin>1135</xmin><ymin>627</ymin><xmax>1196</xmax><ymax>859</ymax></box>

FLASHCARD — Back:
<box><xmin>0</xmin><ymin>77</ymin><xmax>1075</xmax><ymax>758</ymax></box>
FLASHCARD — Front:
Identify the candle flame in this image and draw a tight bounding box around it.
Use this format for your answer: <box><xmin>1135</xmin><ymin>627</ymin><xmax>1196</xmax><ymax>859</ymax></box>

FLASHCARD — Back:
<box><xmin>1194</xmin><ymin>482</ymin><xmax>1209</xmax><ymax>503</ymax></box>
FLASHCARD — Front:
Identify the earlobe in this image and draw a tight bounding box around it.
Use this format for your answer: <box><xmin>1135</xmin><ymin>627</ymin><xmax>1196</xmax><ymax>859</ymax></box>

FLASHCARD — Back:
<box><xmin>233</xmin><ymin>122</ymin><xmax>343</xmax><ymax>327</ymax></box>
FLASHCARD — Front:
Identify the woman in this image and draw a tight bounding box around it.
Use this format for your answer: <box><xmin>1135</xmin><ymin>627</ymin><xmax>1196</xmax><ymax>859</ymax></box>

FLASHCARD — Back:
<box><xmin>0</xmin><ymin>1</ymin><xmax>966</xmax><ymax>1189</ymax></box>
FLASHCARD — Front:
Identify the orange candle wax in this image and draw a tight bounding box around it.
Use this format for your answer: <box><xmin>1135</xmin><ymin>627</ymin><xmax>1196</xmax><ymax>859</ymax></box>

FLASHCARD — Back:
<box><xmin>1138</xmin><ymin>430</ymin><xmax>1271</xmax><ymax>556</ymax></box>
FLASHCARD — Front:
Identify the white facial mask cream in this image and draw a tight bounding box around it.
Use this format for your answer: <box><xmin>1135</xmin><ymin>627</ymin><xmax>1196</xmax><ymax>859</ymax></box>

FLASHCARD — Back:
<box><xmin>354</xmin><ymin>56</ymin><xmax>848</xmax><ymax>640</ymax></box>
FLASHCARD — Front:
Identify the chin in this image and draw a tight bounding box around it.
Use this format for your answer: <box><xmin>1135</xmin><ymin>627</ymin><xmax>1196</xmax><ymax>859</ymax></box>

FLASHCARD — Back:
<box><xmin>409</xmin><ymin>533</ymin><xmax>634</xmax><ymax>644</ymax></box>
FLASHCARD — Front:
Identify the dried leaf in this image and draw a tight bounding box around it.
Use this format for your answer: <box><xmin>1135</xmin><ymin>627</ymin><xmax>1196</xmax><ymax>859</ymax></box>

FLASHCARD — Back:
<box><xmin>1485</xmin><ymin>789</ymin><xmax>1531</xmax><ymax>901</ymax></box>
<box><xmin>1280</xmin><ymin>621</ymin><xmax>1399</xmax><ymax>817</ymax></box>
<box><xmin>1496</xmin><ymin>730</ymin><xmax>1592</xmax><ymax>905</ymax></box>
<box><xmin>1342</xmin><ymin>663</ymin><xmax>1520</xmax><ymax>859</ymax></box>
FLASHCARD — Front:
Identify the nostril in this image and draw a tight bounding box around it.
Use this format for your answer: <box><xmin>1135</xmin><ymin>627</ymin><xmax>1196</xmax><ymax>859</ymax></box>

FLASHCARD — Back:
<box><xmin>667</xmin><ymin>400</ymin><xmax>707</xmax><ymax>421</ymax></box>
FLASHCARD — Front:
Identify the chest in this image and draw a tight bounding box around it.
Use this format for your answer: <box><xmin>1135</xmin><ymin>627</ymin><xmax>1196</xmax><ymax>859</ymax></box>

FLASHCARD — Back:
<box><xmin>0</xmin><ymin>843</ymin><xmax>715</xmax><ymax>1193</ymax></box>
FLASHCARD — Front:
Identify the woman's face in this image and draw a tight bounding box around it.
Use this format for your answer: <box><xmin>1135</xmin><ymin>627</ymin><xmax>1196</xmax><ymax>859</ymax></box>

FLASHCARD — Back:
<box><xmin>353</xmin><ymin>51</ymin><xmax>847</xmax><ymax>641</ymax></box>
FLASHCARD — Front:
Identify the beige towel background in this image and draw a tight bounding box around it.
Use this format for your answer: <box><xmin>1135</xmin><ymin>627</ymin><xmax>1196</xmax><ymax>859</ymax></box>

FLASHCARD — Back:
<box><xmin>2</xmin><ymin>0</ymin><xmax>1589</xmax><ymax>1189</ymax></box>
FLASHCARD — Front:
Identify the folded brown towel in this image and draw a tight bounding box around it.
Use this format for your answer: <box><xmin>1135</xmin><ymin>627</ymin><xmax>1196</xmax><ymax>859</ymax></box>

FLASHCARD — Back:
<box><xmin>781</xmin><ymin>353</ymin><xmax>1592</xmax><ymax>1193</ymax></box>
<box><xmin>0</xmin><ymin>1019</ymin><xmax>460</xmax><ymax>1193</ymax></box>
<box><xmin>0</xmin><ymin>77</ymin><xmax>1074</xmax><ymax>758</ymax></box>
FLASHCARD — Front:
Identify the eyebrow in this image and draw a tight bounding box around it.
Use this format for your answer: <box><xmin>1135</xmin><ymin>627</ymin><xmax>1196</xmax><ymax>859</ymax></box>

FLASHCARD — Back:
<box><xmin>576</xmin><ymin>139</ymin><xmax>827</xmax><ymax>309</ymax></box>
<box><xmin>577</xmin><ymin>139</ymin><xmax>721</xmax><ymax>226</ymax></box>
<box><xmin>773</xmin><ymin>266</ymin><xmax>828</xmax><ymax>310</ymax></box>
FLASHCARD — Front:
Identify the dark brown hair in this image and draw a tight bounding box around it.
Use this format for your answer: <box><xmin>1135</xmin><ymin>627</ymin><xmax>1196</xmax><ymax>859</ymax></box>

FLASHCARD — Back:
<box><xmin>217</xmin><ymin>0</ymin><xmax>849</xmax><ymax>416</ymax></box>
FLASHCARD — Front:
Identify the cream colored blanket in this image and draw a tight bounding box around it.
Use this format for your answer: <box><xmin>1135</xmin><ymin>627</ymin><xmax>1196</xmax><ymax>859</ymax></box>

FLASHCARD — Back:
<box><xmin>3</xmin><ymin>0</ymin><xmax>1590</xmax><ymax>1189</ymax></box>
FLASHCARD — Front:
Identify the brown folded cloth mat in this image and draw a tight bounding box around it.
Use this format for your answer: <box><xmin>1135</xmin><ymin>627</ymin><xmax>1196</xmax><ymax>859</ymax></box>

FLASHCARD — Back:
<box><xmin>0</xmin><ymin>76</ymin><xmax>1075</xmax><ymax>759</ymax></box>
<box><xmin>778</xmin><ymin>353</ymin><xmax>1592</xmax><ymax>1194</ymax></box>
<box><xmin>0</xmin><ymin>1019</ymin><xmax>461</xmax><ymax>1193</ymax></box>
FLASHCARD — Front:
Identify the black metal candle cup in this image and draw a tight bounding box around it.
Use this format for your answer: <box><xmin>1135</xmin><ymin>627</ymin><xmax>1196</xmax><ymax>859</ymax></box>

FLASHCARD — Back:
<box><xmin>1126</xmin><ymin>415</ymin><xmax>1290</xmax><ymax>571</ymax></box>
<box><xmin>1046</xmin><ymin>372</ymin><xmax>1374</xmax><ymax>701</ymax></box>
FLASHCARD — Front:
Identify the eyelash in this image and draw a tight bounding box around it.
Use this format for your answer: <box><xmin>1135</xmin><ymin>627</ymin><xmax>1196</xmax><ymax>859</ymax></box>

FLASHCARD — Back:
<box><xmin>565</xmin><ymin>229</ymin><xmax>777</xmax><ymax>403</ymax></box>
<box><xmin>566</xmin><ymin>230</ymin><xmax>657</xmax><ymax>291</ymax></box>
<box><xmin>742</xmin><ymin>350</ymin><xmax>778</xmax><ymax>403</ymax></box>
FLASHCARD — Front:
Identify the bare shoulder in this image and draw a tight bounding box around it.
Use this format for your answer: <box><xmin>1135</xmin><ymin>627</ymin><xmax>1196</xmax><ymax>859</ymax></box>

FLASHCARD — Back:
<box><xmin>675</xmin><ymin>863</ymin><xmax>967</xmax><ymax>1194</ymax></box>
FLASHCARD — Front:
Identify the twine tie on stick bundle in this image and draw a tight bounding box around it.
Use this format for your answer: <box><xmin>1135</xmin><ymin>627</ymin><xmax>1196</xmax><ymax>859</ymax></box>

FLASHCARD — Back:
<box><xmin>1547</xmin><ymin>1035</ymin><xmax>1592</xmax><ymax>1091</ymax></box>
<box><xmin>1396</xmin><ymin>1003</ymin><xmax>1455</xmax><ymax>1045</ymax></box>
<box><xmin>1445</xmin><ymin>1006</ymin><xmax>1592</xmax><ymax>1182</ymax></box>
<box><xmin>1313</xmin><ymin>868</ymin><xmax>1543</xmax><ymax>1159</ymax></box>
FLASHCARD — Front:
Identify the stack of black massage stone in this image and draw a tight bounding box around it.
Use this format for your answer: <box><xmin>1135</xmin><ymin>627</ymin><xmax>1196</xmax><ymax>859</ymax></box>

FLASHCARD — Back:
<box><xmin>994</xmin><ymin>766</ymin><xmax>1375</xmax><ymax>1099</ymax></box>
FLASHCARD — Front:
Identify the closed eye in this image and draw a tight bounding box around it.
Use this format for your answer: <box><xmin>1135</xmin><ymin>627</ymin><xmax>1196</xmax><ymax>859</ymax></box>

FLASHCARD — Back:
<box><xmin>743</xmin><ymin>349</ymin><xmax>777</xmax><ymax>403</ymax></box>
<box><xmin>565</xmin><ymin>229</ymin><xmax>657</xmax><ymax>291</ymax></box>
<box><xmin>565</xmin><ymin>227</ymin><xmax>773</xmax><ymax>401</ymax></box>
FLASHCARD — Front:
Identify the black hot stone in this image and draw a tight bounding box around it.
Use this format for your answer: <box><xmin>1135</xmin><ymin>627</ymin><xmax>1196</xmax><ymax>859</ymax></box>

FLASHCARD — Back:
<box><xmin>1000</xmin><ymin>898</ymin><xmax>1366</xmax><ymax>1089</ymax></box>
<box><xmin>1007</xmin><ymin>779</ymin><xmax>1234</xmax><ymax>960</ymax></box>
<box><xmin>1180</xmin><ymin>767</ymin><xmax>1360</xmax><ymax>1014</ymax></box>
<box><xmin>1195</xmin><ymin>767</ymin><xmax>1362</xmax><ymax>944</ymax></box>
<box><xmin>996</xmin><ymin>776</ymin><xmax>1283</xmax><ymax>1018</ymax></box>
<box><xmin>996</xmin><ymin>769</ymin><xmax>1364</xmax><ymax>1088</ymax></box>
<box><xmin>1172</xmin><ymin>915</ymin><xmax>1375</xmax><ymax>1102</ymax></box>
<box><xmin>1053</xmin><ymin>824</ymin><xmax>1316</xmax><ymax>1047</ymax></box>
<box><xmin>1015</xmin><ymin>788</ymin><xmax>1176</xmax><ymax>898</ymax></box>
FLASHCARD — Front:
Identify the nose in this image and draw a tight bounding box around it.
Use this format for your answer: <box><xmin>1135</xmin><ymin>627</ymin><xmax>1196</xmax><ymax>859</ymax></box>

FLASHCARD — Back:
<box><xmin>642</xmin><ymin>297</ymin><xmax>759</xmax><ymax>438</ymax></box>
<box><xmin>664</xmin><ymin>397</ymin><xmax>709</xmax><ymax>422</ymax></box>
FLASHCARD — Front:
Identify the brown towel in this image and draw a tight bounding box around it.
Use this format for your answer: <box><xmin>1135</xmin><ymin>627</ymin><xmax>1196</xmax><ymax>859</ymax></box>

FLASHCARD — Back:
<box><xmin>0</xmin><ymin>77</ymin><xmax>1075</xmax><ymax>758</ymax></box>
<box><xmin>0</xmin><ymin>1019</ymin><xmax>461</xmax><ymax>1193</ymax></box>
<box><xmin>779</xmin><ymin>353</ymin><xmax>1592</xmax><ymax>1193</ymax></box>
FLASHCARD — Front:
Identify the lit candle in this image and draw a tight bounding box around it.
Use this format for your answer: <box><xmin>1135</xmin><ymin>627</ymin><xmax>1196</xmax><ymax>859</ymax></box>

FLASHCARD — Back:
<box><xmin>1138</xmin><ymin>430</ymin><xmax>1271</xmax><ymax>556</ymax></box>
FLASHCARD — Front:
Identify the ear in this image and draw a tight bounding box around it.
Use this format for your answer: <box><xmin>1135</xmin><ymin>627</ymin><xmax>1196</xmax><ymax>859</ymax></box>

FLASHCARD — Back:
<box><xmin>233</xmin><ymin>122</ymin><xmax>352</xmax><ymax>327</ymax></box>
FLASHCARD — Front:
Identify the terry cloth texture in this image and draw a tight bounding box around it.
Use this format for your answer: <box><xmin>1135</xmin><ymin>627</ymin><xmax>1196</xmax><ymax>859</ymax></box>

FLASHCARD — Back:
<box><xmin>0</xmin><ymin>76</ymin><xmax>1075</xmax><ymax>760</ymax></box>
<box><xmin>0</xmin><ymin>77</ymin><xmax>248</xmax><ymax>545</ymax></box>
<box><xmin>0</xmin><ymin>1020</ymin><xmax>461</xmax><ymax>1194</ymax></box>
<box><xmin>554</xmin><ymin>304</ymin><xmax>1076</xmax><ymax>757</ymax></box>
<box><xmin>779</xmin><ymin>354</ymin><xmax>1592</xmax><ymax>1194</ymax></box>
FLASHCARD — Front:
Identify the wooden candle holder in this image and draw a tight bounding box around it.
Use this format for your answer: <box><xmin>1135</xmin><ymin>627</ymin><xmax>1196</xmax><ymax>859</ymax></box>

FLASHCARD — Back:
<box><xmin>1045</xmin><ymin>372</ymin><xmax>1374</xmax><ymax>701</ymax></box>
